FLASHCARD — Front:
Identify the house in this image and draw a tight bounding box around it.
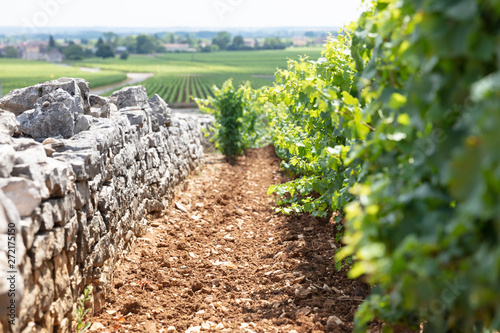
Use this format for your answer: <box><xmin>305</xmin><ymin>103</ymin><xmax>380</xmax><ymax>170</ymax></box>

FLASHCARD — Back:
<box><xmin>200</xmin><ymin>41</ymin><xmax>212</xmax><ymax>48</ymax></box>
<box><xmin>312</xmin><ymin>36</ymin><xmax>329</xmax><ymax>46</ymax></box>
<box><xmin>164</xmin><ymin>43</ymin><xmax>193</xmax><ymax>52</ymax></box>
<box><xmin>116</xmin><ymin>46</ymin><xmax>127</xmax><ymax>54</ymax></box>
<box><xmin>243</xmin><ymin>38</ymin><xmax>256</xmax><ymax>48</ymax></box>
<box><xmin>19</xmin><ymin>41</ymin><xmax>49</xmax><ymax>60</ymax></box>
<box><xmin>45</xmin><ymin>48</ymin><xmax>64</xmax><ymax>63</ymax></box>
<box><xmin>13</xmin><ymin>41</ymin><xmax>64</xmax><ymax>62</ymax></box>
<box><xmin>292</xmin><ymin>36</ymin><xmax>308</xmax><ymax>47</ymax></box>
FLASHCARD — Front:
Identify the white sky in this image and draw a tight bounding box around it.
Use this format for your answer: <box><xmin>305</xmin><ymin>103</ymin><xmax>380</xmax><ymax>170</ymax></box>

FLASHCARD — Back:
<box><xmin>1</xmin><ymin>0</ymin><xmax>363</xmax><ymax>29</ymax></box>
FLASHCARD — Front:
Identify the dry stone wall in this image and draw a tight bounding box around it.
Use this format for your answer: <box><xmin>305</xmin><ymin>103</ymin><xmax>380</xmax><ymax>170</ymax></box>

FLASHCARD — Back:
<box><xmin>0</xmin><ymin>78</ymin><xmax>205</xmax><ymax>333</ymax></box>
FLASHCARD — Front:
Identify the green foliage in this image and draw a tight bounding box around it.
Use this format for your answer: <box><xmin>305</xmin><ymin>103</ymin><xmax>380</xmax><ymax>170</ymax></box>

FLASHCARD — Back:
<box><xmin>4</xmin><ymin>46</ymin><xmax>18</xmax><ymax>58</ymax></box>
<box><xmin>231</xmin><ymin>35</ymin><xmax>244</xmax><ymax>49</ymax></box>
<box><xmin>95</xmin><ymin>45</ymin><xmax>115</xmax><ymax>59</ymax></box>
<box><xmin>212</xmin><ymin>31</ymin><xmax>232</xmax><ymax>51</ymax></box>
<box><xmin>262</xmin><ymin>37</ymin><xmax>287</xmax><ymax>50</ymax></box>
<box><xmin>335</xmin><ymin>0</ymin><xmax>500</xmax><ymax>331</ymax></box>
<box><xmin>62</xmin><ymin>44</ymin><xmax>85</xmax><ymax>60</ymax></box>
<box><xmin>120</xmin><ymin>51</ymin><xmax>129</xmax><ymax>60</ymax></box>
<box><xmin>196</xmin><ymin>79</ymin><xmax>268</xmax><ymax>160</ymax></box>
<box><xmin>136</xmin><ymin>34</ymin><xmax>157</xmax><ymax>54</ymax></box>
<box><xmin>249</xmin><ymin>0</ymin><xmax>500</xmax><ymax>331</ymax></box>
<box><xmin>75</xmin><ymin>286</ymin><xmax>92</xmax><ymax>333</ymax></box>
<box><xmin>49</xmin><ymin>35</ymin><xmax>56</xmax><ymax>48</ymax></box>
<box><xmin>263</xmin><ymin>29</ymin><xmax>367</xmax><ymax>218</ymax></box>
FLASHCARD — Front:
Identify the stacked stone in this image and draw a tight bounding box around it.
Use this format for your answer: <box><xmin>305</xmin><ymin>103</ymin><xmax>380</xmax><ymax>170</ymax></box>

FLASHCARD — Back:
<box><xmin>0</xmin><ymin>78</ymin><xmax>203</xmax><ymax>333</ymax></box>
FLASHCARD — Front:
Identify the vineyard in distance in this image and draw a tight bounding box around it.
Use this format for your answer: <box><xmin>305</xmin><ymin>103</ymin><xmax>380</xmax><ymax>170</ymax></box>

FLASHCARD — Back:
<box><xmin>0</xmin><ymin>48</ymin><xmax>322</xmax><ymax>107</ymax></box>
<box><xmin>72</xmin><ymin>48</ymin><xmax>322</xmax><ymax>106</ymax></box>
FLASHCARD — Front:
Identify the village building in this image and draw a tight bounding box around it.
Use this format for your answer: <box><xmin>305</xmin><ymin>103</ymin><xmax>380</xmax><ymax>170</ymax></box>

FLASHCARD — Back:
<box><xmin>291</xmin><ymin>36</ymin><xmax>309</xmax><ymax>47</ymax></box>
<box><xmin>16</xmin><ymin>41</ymin><xmax>64</xmax><ymax>63</ymax></box>
<box><xmin>164</xmin><ymin>43</ymin><xmax>195</xmax><ymax>52</ymax></box>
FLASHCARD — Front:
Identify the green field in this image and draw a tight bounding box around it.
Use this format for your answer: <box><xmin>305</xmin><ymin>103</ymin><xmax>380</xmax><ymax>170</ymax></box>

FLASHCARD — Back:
<box><xmin>0</xmin><ymin>59</ymin><xmax>127</xmax><ymax>96</ymax></box>
<box><xmin>74</xmin><ymin>48</ymin><xmax>323</xmax><ymax>106</ymax></box>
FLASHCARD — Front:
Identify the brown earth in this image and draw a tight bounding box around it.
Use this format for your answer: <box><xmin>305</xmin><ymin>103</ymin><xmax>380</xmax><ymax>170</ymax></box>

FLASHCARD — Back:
<box><xmin>88</xmin><ymin>145</ymin><xmax>382</xmax><ymax>333</ymax></box>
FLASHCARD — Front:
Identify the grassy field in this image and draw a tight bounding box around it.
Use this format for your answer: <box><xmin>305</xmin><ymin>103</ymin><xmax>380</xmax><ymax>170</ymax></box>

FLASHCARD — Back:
<box><xmin>0</xmin><ymin>59</ymin><xmax>127</xmax><ymax>96</ymax></box>
<box><xmin>74</xmin><ymin>47</ymin><xmax>323</xmax><ymax>105</ymax></box>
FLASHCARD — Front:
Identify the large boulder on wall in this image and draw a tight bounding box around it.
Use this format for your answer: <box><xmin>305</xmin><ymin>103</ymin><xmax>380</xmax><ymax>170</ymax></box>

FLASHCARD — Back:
<box><xmin>16</xmin><ymin>89</ymin><xmax>83</xmax><ymax>139</ymax></box>
<box><xmin>0</xmin><ymin>77</ymin><xmax>90</xmax><ymax>116</ymax></box>
<box><xmin>111</xmin><ymin>85</ymin><xmax>149</xmax><ymax>110</ymax></box>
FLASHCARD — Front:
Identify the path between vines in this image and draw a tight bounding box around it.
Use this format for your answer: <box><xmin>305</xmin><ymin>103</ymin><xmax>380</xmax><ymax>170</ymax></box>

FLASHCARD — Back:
<box><xmin>90</xmin><ymin>146</ymin><xmax>381</xmax><ymax>333</ymax></box>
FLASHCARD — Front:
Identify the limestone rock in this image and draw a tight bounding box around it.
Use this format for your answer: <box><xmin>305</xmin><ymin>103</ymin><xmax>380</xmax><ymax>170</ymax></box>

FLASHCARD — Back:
<box><xmin>149</xmin><ymin>94</ymin><xmax>172</xmax><ymax>128</ymax></box>
<box><xmin>75</xmin><ymin>114</ymin><xmax>91</xmax><ymax>134</ymax></box>
<box><xmin>0</xmin><ymin>177</ymin><xmax>42</xmax><ymax>217</ymax></box>
<box><xmin>0</xmin><ymin>78</ymin><xmax>89</xmax><ymax>116</ymax></box>
<box><xmin>112</xmin><ymin>86</ymin><xmax>149</xmax><ymax>110</ymax></box>
<box><xmin>120</xmin><ymin>107</ymin><xmax>148</xmax><ymax>128</ymax></box>
<box><xmin>0</xmin><ymin>145</ymin><xmax>16</xmax><ymax>178</ymax></box>
<box><xmin>39</xmin><ymin>78</ymin><xmax>86</xmax><ymax>113</ymax></box>
<box><xmin>0</xmin><ymin>110</ymin><xmax>18</xmax><ymax>136</ymax></box>
<box><xmin>88</xmin><ymin>95</ymin><xmax>111</xmax><ymax>118</ymax></box>
<box><xmin>14</xmin><ymin>145</ymin><xmax>47</xmax><ymax>165</ymax></box>
<box><xmin>42</xmin><ymin>158</ymin><xmax>73</xmax><ymax>198</ymax></box>
<box><xmin>0</xmin><ymin>85</ymin><xmax>40</xmax><ymax>115</ymax></box>
<box><xmin>91</xmin><ymin>235</ymin><xmax>111</xmax><ymax>267</ymax></box>
<box><xmin>17</xmin><ymin>89</ymin><xmax>83</xmax><ymax>139</ymax></box>
<box><xmin>10</xmin><ymin>162</ymin><xmax>50</xmax><ymax>200</ymax></box>
<box><xmin>326</xmin><ymin>315</ymin><xmax>344</xmax><ymax>330</ymax></box>
<box><xmin>0</xmin><ymin>190</ymin><xmax>20</xmax><ymax>231</ymax></box>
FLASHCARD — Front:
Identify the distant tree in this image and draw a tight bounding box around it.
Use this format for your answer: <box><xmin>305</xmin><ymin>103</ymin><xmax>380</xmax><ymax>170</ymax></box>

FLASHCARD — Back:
<box><xmin>230</xmin><ymin>35</ymin><xmax>244</xmax><ymax>50</ymax></box>
<box><xmin>201</xmin><ymin>45</ymin><xmax>212</xmax><ymax>53</ymax></box>
<box><xmin>212</xmin><ymin>31</ymin><xmax>231</xmax><ymax>50</ymax></box>
<box><xmin>84</xmin><ymin>48</ymin><xmax>94</xmax><ymax>58</ymax></box>
<box><xmin>136</xmin><ymin>34</ymin><xmax>156</xmax><ymax>54</ymax></box>
<box><xmin>304</xmin><ymin>31</ymin><xmax>316</xmax><ymax>37</ymax></box>
<box><xmin>121</xmin><ymin>35</ymin><xmax>137</xmax><ymax>53</ymax></box>
<box><xmin>5</xmin><ymin>46</ymin><xmax>18</xmax><ymax>58</ymax></box>
<box><xmin>96</xmin><ymin>37</ymin><xmax>104</xmax><ymax>48</ymax></box>
<box><xmin>120</xmin><ymin>51</ymin><xmax>129</xmax><ymax>60</ymax></box>
<box><xmin>187</xmin><ymin>33</ymin><xmax>198</xmax><ymax>48</ymax></box>
<box><xmin>62</xmin><ymin>44</ymin><xmax>85</xmax><ymax>60</ymax></box>
<box><xmin>103</xmin><ymin>32</ymin><xmax>119</xmax><ymax>46</ymax></box>
<box><xmin>96</xmin><ymin>44</ymin><xmax>115</xmax><ymax>59</ymax></box>
<box><xmin>262</xmin><ymin>37</ymin><xmax>286</xmax><ymax>50</ymax></box>
<box><xmin>80</xmin><ymin>38</ymin><xmax>89</xmax><ymax>45</ymax></box>
<box><xmin>49</xmin><ymin>35</ymin><xmax>56</xmax><ymax>48</ymax></box>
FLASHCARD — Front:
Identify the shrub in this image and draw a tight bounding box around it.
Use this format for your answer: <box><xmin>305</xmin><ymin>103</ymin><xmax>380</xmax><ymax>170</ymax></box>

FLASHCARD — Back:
<box><xmin>120</xmin><ymin>51</ymin><xmax>129</xmax><ymax>60</ymax></box>
<box><xmin>196</xmin><ymin>79</ymin><xmax>268</xmax><ymax>161</ymax></box>
<box><xmin>264</xmin><ymin>29</ymin><xmax>366</xmax><ymax>218</ymax></box>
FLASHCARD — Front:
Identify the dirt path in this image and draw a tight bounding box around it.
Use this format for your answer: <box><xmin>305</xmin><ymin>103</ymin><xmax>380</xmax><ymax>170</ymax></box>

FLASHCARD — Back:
<box><xmin>90</xmin><ymin>73</ymin><xmax>154</xmax><ymax>95</ymax></box>
<box><xmin>89</xmin><ymin>146</ymin><xmax>381</xmax><ymax>333</ymax></box>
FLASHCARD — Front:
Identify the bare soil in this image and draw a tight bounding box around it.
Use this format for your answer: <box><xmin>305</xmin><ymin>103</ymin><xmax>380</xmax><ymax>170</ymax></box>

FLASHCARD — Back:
<box><xmin>89</xmin><ymin>145</ymin><xmax>381</xmax><ymax>333</ymax></box>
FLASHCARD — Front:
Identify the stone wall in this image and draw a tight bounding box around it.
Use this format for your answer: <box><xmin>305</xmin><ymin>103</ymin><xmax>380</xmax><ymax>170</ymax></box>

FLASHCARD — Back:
<box><xmin>0</xmin><ymin>79</ymin><xmax>205</xmax><ymax>332</ymax></box>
